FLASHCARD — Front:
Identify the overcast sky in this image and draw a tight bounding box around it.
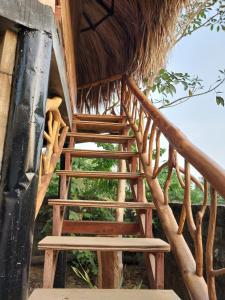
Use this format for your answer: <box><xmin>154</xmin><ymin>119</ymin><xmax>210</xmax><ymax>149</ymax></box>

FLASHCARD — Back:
<box><xmin>163</xmin><ymin>25</ymin><xmax>225</xmax><ymax>170</ymax></box>
<box><xmin>77</xmin><ymin>22</ymin><xmax>225</xmax><ymax>175</ymax></box>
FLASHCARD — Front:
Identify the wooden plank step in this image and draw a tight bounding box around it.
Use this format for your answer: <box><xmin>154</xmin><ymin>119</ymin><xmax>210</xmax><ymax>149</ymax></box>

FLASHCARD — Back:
<box><xmin>38</xmin><ymin>236</ymin><xmax>170</xmax><ymax>252</ymax></box>
<box><xmin>56</xmin><ymin>171</ymin><xmax>142</xmax><ymax>180</ymax></box>
<box><xmin>67</xmin><ymin>133</ymin><xmax>134</xmax><ymax>144</ymax></box>
<box><xmin>62</xmin><ymin>149</ymin><xmax>139</xmax><ymax>159</ymax></box>
<box><xmin>75</xmin><ymin>120</ymin><xmax>129</xmax><ymax>133</ymax></box>
<box><xmin>48</xmin><ymin>199</ymin><xmax>154</xmax><ymax>209</ymax></box>
<box><xmin>74</xmin><ymin>114</ymin><xmax>124</xmax><ymax>123</ymax></box>
<box><xmin>29</xmin><ymin>289</ymin><xmax>181</xmax><ymax>300</ymax></box>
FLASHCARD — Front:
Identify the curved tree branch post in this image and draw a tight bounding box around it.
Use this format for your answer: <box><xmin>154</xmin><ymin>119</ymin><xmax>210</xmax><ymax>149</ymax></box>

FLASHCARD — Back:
<box><xmin>124</xmin><ymin>76</ymin><xmax>211</xmax><ymax>300</ymax></box>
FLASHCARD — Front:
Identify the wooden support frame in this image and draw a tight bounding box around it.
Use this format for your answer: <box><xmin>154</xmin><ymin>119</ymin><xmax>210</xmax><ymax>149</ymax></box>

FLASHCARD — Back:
<box><xmin>0</xmin><ymin>30</ymin><xmax>17</xmax><ymax>170</ymax></box>
<box><xmin>35</xmin><ymin>97</ymin><xmax>68</xmax><ymax>217</ymax></box>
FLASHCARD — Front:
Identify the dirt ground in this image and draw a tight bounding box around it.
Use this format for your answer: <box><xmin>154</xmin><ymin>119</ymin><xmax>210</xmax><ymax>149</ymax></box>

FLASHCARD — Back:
<box><xmin>29</xmin><ymin>264</ymin><xmax>148</xmax><ymax>294</ymax></box>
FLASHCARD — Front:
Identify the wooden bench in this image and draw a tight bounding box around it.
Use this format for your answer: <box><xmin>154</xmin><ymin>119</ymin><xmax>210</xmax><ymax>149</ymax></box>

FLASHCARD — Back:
<box><xmin>29</xmin><ymin>289</ymin><xmax>181</xmax><ymax>300</ymax></box>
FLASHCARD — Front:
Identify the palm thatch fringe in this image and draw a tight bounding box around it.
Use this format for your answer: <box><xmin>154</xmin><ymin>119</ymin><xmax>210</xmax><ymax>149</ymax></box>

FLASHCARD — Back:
<box><xmin>77</xmin><ymin>0</ymin><xmax>188</xmax><ymax>110</ymax></box>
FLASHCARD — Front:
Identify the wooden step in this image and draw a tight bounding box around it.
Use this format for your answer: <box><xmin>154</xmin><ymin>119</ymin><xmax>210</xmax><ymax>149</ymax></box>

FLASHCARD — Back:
<box><xmin>56</xmin><ymin>171</ymin><xmax>142</xmax><ymax>180</ymax></box>
<box><xmin>38</xmin><ymin>236</ymin><xmax>170</xmax><ymax>252</ymax></box>
<box><xmin>67</xmin><ymin>133</ymin><xmax>135</xmax><ymax>144</ymax></box>
<box><xmin>48</xmin><ymin>199</ymin><xmax>155</xmax><ymax>209</ymax></box>
<box><xmin>74</xmin><ymin>114</ymin><xmax>124</xmax><ymax>123</ymax></box>
<box><xmin>29</xmin><ymin>289</ymin><xmax>181</xmax><ymax>300</ymax></box>
<box><xmin>62</xmin><ymin>149</ymin><xmax>138</xmax><ymax>159</ymax></box>
<box><xmin>75</xmin><ymin>120</ymin><xmax>129</xmax><ymax>133</ymax></box>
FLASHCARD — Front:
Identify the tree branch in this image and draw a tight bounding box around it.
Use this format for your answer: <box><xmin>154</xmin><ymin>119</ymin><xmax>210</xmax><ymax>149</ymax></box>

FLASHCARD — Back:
<box><xmin>159</xmin><ymin>77</ymin><xmax>225</xmax><ymax>109</ymax></box>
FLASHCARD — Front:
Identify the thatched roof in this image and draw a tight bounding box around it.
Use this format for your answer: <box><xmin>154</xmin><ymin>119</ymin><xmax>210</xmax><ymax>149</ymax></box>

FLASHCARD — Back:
<box><xmin>75</xmin><ymin>0</ymin><xmax>187</xmax><ymax>110</ymax></box>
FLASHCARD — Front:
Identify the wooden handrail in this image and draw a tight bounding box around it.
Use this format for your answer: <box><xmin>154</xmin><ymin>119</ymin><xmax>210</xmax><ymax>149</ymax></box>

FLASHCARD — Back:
<box><xmin>126</xmin><ymin>76</ymin><xmax>225</xmax><ymax>200</ymax></box>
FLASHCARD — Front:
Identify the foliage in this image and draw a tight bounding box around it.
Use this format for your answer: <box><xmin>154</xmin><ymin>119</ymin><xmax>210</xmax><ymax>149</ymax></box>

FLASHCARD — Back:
<box><xmin>145</xmin><ymin>168</ymin><xmax>204</xmax><ymax>204</ymax></box>
<box><xmin>176</xmin><ymin>0</ymin><xmax>225</xmax><ymax>43</ymax></box>
<box><xmin>141</xmin><ymin>0</ymin><xmax>225</xmax><ymax>109</ymax></box>
<box><xmin>72</xmin><ymin>251</ymin><xmax>98</xmax><ymax>279</ymax></box>
<box><xmin>146</xmin><ymin>68</ymin><xmax>225</xmax><ymax>109</ymax></box>
<box><xmin>72</xmin><ymin>264</ymin><xmax>96</xmax><ymax>288</ymax></box>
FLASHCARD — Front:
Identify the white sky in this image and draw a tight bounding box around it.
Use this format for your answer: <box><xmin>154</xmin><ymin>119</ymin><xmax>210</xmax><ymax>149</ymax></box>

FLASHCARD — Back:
<box><xmin>77</xmin><ymin>21</ymin><xmax>225</xmax><ymax>176</ymax></box>
<box><xmin>162</xmin><ymin>25</ymin><xmax>225</xmax><ymax>170</ymax></box>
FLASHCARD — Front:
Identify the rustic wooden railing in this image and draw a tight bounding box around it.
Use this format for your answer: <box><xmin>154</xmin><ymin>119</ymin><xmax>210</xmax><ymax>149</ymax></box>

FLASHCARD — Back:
<box><xmin>35</xmin><ymin>97</ymin><xmax>68</xmax><ymax>217</ymax></box>
<box><xmin>122</xmin><ymin>76</ymin><xmax>225</xmax><ymax>300</ymax></box>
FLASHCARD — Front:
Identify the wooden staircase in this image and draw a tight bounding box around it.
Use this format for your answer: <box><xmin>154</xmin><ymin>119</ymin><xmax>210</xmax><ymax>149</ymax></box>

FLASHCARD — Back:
<box><xmin>30</xmin><ymin>113</ymin><xmax>180</xmax><ymax>299</ymax></box>
<box><xmin>30</xmin><ymin>76</ymin><xmax>225</xmax><ymax>300</ymax></box>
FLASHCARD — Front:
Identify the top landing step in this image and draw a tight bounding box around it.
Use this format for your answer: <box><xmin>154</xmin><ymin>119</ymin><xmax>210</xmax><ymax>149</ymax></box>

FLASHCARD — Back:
<box><xmin>29</xmin><ymin>289</ymin><xmax>181</xmax><ymax>300</ymax></box>
<box><xmin>74</xmin><ymin>114</ymin><xmax>124</xmax><ymax>123</ymax></box>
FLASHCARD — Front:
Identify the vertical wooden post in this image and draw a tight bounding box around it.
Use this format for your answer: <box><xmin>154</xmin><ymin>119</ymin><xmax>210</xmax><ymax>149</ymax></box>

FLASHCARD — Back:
<box><xmin>0</xmin><ymin>30</ymin><xmax>17</xmax><ymax>170</ymax></box>
<box><xmin>98</xmin><ymin>81</ymin><xmax>127</xmax><ymax>288</ymax></box>
<box><xmin>155</xmin><ymin>252</ymin><xmax>164</xmax><ymax>289</ymax></box>
<box><xmin>53</xmin><ymin>141</ymin><xmax>70</xmax><ymax>288</ymax></box>
<box><xmin>43</xmin><ymin>250</ymin><xmax>55</xmax><ymax>288</ymax></box>
<box><xmin>0</xmin><ymin>29</ymin><xmax>52</xmax><ymax>300</ymax></box>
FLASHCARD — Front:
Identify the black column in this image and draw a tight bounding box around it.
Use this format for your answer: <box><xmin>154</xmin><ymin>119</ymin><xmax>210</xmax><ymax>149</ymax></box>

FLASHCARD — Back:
<box><xmin>0</xmin><ymin>29</ymin><xmax>52</xmax><ymax>300</ymax></box>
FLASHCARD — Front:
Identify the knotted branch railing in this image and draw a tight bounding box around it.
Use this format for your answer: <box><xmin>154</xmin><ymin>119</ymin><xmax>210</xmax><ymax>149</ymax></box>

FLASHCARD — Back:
<box><xmin>35</xmin><ymin>97</ymin><xmax>68</xmax><ymax>217</ymax></box>
<box><xmin>122</xmin><ymin>76</ymin><xmax>225</xmax><ymax>300</ymax></box>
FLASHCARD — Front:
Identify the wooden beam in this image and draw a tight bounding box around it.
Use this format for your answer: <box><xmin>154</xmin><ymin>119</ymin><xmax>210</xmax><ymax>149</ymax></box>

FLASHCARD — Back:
<box><xmin>62</xmin><ymin>221</ymin><xmax>140</xmax><ymax>235</ymax></box>
<box><xmin>0</xmin><ymin>0</ymin><xmax>53</xmax><ymax>33</ymax></box>
<box><xmin>50</xmin><ymin>22</ymin><xmax>73</xmax><ymax>127</ymax></box>
<box><xmin>57</xmin><ymin>0</ymin><xmax>77</xmax><ymax>111</ymax></box>
<box><xmin>39</xmin><ymin>0</ymin><xmax>55</xmax><ymax>12</ymax></box>
<box><xmin>78</xmin><ymin>74</ymin><xmax>122</xmax><ymax>90</ymax></box>
<box><xmin>0</xmin><ymin>30</ymin><xmax>17</xmax><ymax>170</ymax></box>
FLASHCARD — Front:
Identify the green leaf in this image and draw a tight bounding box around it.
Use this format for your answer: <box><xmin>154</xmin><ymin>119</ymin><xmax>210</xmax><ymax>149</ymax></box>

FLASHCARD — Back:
<box><xmin>216</xmin><ymin>96</ymin><xmax>225</xmax><ymax>106</ymax></box>
<box><xmin>188</xmin><ymin>90</ymin><xmax>193</xmax><ymax>97</ymax></box>
<box><xmin>69</xmin><ymin>211</ymin><xmax>80</xmax><ymax>221</ymax></box>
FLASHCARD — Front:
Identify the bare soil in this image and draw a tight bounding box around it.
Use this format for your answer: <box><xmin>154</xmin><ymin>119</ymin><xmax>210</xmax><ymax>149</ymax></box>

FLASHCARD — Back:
<box><xmin>29</xmin><ymin>264</ymin><xmax>148</xmax><ymax>294</ymax></box>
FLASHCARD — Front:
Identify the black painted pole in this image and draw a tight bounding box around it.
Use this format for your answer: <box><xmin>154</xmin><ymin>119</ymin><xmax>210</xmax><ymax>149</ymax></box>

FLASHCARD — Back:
<box><xmin>0</xmin><ymin>29</ymin><xmax>52</xmax><ymax>300</ymax></box>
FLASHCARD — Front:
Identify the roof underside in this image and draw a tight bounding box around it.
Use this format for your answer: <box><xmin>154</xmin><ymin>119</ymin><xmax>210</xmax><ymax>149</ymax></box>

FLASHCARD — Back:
<box><xmin>74</xmin><ymin>0</ymin><xmax>187</xmax><ymax>109</ymax></box>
